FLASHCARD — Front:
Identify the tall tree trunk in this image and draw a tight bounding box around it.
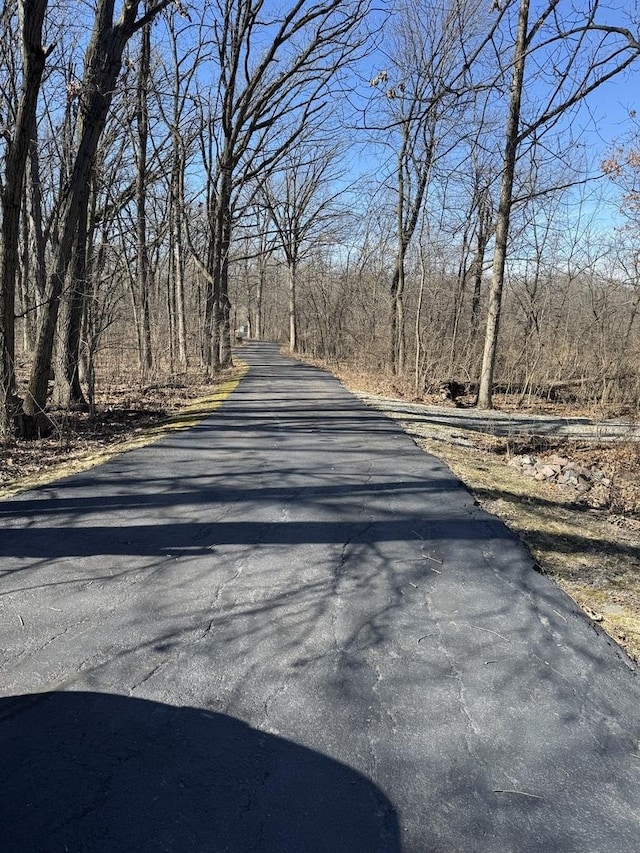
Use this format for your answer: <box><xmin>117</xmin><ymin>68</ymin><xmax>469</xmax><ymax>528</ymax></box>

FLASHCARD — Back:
<box><xmin>477</xmin><ymin>0</ymin><xmax>530</xmax><ymax>409</ymax></box>
<box><xmin>414</xmin><ymin>244</ymin><xmax>426</xmax><ymax>396</ymax></box>
<box><xmin>27</xmin><ymin>139</ymin><xmax>47</xmax><ymax>310</ymax></box>
<box><xmin>208</xmin><ymin>162</ymin><xmax>232</xmax><ymax>370</ymax></box>
<box><xmin>171</xmin><ymin>151</ymin><xmax>188</xmax><ymax>368</ymax></box>
<box><xmin>52</xmin><ymin>197</ymin><xmax>90</xmax><ymax>410</ymax></box>
<box><xmin>256</xmin><ymin>256</ymin><xmax>265</xmax><ymax>340</ymax></box>
<box><xmin>166</xmin><ymin>254</ymin><xmax>176</xmax><ymax>372</ymax></box>
<box><xmin>469</xmin><ymin>265</ymin><xmax>483</xmax><ymax>348</ymax></box>
<box><xmin>390</xmin><ymin>144</ymin><xmax>405</xmax><ymax>375</ymax></box>
<box><xmin>135</xmin><ymin>13</ymin><xmax>153</xmax><ymax>377</ymax></box>
<box><xmin>22</xmin><ymin>0</ymin><xmax>171</xmax><ymax>426</ymax></box>
<box><xmin>219</xmin><ymin>276</ymin><xmax>232</xmax><ymax>367</ymax></box>
<box><xmin>288</xmin><ymin>258</ymin><xmax>298</xmax><ymax>352</ymax></box>
<box><xmin>390</xmin><ymin>123</ymin><xmax>433</xmax><ymax>376</ymax></box>
<box><xmin>396</xmin><ymin>261</ymin><xmax>406</xmax><ymax>373</ymax></box>
<box><xmin>448</xmin><ymin>221</ymin><xmax>473</xmax><ymax>375</ymax></box>
<box><xmin>468</xmin><ymin>196</ymin><xmax>493</xmax><ymax>353</ymax></box>
<box><xmin>202</xmin><ymin>242</ymin><xmax>216</xmax><ymax>371</ymax></box>
<box><xmin>218</xmin><ymin>189</ymin><xmax>233</xmax><ymax>368</ymax></box>
<box><xmin>19</xmin><ymin>188</ymin><xmax>36</xmax><ymax>352</ymax></box>
<box><xmin>25</xmin><ymin>137</ymin><xmax>48</xmax><ymax>347</ymax></box>
<box><xmin>0</xmin><ymin>0</ymin><xmax>49</xmax><ymax>436</ymax></box>
<box><xmin>390</xmin><ymin>253</ymin><xmax>406</xmax><ymax>375</ymax></box>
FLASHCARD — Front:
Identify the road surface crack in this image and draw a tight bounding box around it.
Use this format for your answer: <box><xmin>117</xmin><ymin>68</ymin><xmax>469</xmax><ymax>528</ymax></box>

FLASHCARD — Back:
<box><xmin>260</xmin><ymin>678</ymin><xmax>289</xmax><ymax>734</ymax></box>
<box><xmin>429</xmin><ymin>599</ymin><xmax>484</xmax><ymax>768</ymax></box>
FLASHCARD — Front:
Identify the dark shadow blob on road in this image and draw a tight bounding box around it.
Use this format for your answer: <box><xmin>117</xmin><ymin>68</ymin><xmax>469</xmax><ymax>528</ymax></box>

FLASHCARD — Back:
<box><xmin>0</xmin><ymin>478</ymin><xmax>462</xmax><ymax>520</ymax></box>
<box><xmin>0</xmin><ymin>517</ymin><xmax>506</xmax><ymax>559</ymax></box>
<box><xmin>0</xmin><ymin>691</ymin><xmax>400</xmax><ymax>853</ymax></box>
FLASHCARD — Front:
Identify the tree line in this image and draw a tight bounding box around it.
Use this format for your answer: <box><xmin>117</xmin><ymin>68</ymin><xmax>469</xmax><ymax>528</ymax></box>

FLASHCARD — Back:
<box><xmin>1</xmin><ymin>0</ymin><xmax>639</xmax><ymax>439</ymax></box>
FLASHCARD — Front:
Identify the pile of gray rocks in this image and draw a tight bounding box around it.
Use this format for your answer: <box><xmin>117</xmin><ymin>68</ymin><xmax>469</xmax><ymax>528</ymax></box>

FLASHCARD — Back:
<box><xmin>507</xmin><ymin>453</ymin><xmax>612</xmax><ymax>493</ymax></box>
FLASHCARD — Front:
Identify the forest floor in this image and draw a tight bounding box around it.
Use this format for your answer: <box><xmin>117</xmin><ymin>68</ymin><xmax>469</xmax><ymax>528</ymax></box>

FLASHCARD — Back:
<box><xmin>0</xmin><ymin>365</ymin><xmax>245</xmax><ymax>499</ymax></box>
<box><xmin>326</xmin><ymin>364</ymin><xmax>640</xmax><ymax>663</ymax></box>
<box><xmin>2</xmin><ymin>353</ymin><xmax>639</xmax><ymax>662</ymax></box>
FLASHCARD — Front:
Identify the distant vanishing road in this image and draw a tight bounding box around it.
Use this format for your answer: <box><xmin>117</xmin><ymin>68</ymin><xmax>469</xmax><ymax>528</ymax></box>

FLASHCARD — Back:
<box><xmin>1</xmin><ymin>342</ymin><xmax>639</xmax><ymax>852</ymax></box>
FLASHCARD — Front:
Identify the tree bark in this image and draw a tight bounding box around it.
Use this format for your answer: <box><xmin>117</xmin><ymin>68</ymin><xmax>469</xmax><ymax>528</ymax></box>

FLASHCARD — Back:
<box><xmin>477</xmin><ymin>0</ymin><xmax>530</xmax><ymax>409</ymax></box>
<box><xmin>288</xmin><ymin>258</ymin><xmax>298</xmax><ymax>352</ymax></box>
<box><xmin>469</xmin><ymin>192</ymin><xmax>493</xmax><ymax>350</ymax></box>
<box><xmin>52</xmin><ymin>198</ymin><xmax>90</xmax><ymax>410</ymax></box>
<box><xmin>255</xmin><ymin>257</ymin><xmax>265</xmax><ymax>340</ymax></box>
<box><xmin>135</xmin><ymin>12</ymin><xmax>153</xmax><ymax>377</ymax></box>
<box><xmin>171</xmin><ymin>151</ymin><xmax>188</xmax><ymax>368</ymax></box>
<box><xmin>209</xmin><ymin>162</ymin><xmax>233</xmax><ymax>370</ymax></box>
<box><xmin>0</xmin><ymin>0</ymin><xmax>49</xmax><ymax>436</ymax></box>
<box><xmin>23</xmin><ymin>0</ymin><xmax>172</xmax><ymax>425</ymax></box>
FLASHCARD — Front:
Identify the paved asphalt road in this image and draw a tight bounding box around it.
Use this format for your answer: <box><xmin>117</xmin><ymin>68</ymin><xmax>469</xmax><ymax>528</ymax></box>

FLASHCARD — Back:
<box><xmin>1</xmin><ymin>342</ymin><xmax>639</xmax><ymax>853</ymax></box>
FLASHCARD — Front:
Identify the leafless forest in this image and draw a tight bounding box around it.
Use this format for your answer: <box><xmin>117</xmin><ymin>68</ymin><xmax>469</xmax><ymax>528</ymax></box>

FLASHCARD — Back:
<box><xmin>1</xmin><ymin>0</ymin><xmax>640</xmax><ymax>440</ymax></box>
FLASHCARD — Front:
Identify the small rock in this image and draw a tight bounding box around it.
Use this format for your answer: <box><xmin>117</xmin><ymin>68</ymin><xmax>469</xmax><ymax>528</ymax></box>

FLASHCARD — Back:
<box><xmin>536</xmin><ymin>464</ymin><xmax>557</xmax><ymax>479</ymax></box>
<box><xmin>548</xmin><ymin>454</ymin><xmax>569</xmax><ymax>466</ymax></box>
<box><xmin>584</xmin><ymin>607</ymin><xmax>604</xmax><ymax>622</ymax></box>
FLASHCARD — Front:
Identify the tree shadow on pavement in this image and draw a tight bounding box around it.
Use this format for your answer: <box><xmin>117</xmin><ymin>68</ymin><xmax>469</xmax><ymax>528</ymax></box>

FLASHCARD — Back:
<box><xmin>0</xmin><ymin>691</ymin><xmax>400</xmax><ymax>853</ymax></box>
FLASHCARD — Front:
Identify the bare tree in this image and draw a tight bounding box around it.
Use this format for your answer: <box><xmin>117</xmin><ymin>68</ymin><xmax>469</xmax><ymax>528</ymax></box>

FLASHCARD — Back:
<box><xmin>190</xmin><ymin>0</ymin><xmax>370</xmax><ymax>372</ymax></box>
<box><xmin>368</xmin><ymin>0</ymin><xmax>508</xmax><ymax>375</ymax></box>
<box><xmin>249</xmin><ymin>201</ymin><xmax>279</xmax><ymax>340</ymax></box>
<box><xmin>255</xmin><ymin>142</ymin><xmax>348</xmax><ymax>352</ymax></box>
<box><xmin>0</xmin><ymin>0</ymin><xmax>51</xmax><ymax>436</ymax></box>
<box><xmin>134</xmin><ymin>7</ymin><xmax>154</xmax><ymax>376</ymax></box>
<box><xmin>154</xmin><ymin>6</ymin><xmax>211</xmax><ymax>370</ymax></box>
<box><xmin>477</xmin><ymin>0</ymin><xmax>640</xmax><ymax>408</ymax></box>
<box><xmin>21</xmin><ymin>0</ymin><xmax>175</xmax><ymax>434</ymax></box>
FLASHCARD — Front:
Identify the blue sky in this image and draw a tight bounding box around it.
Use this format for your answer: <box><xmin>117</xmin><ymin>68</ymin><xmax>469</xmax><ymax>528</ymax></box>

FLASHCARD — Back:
<box><xmin>588</xmin><ymin>64</ymin><xmax>639</xmax><ymax>143</ymax></box>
